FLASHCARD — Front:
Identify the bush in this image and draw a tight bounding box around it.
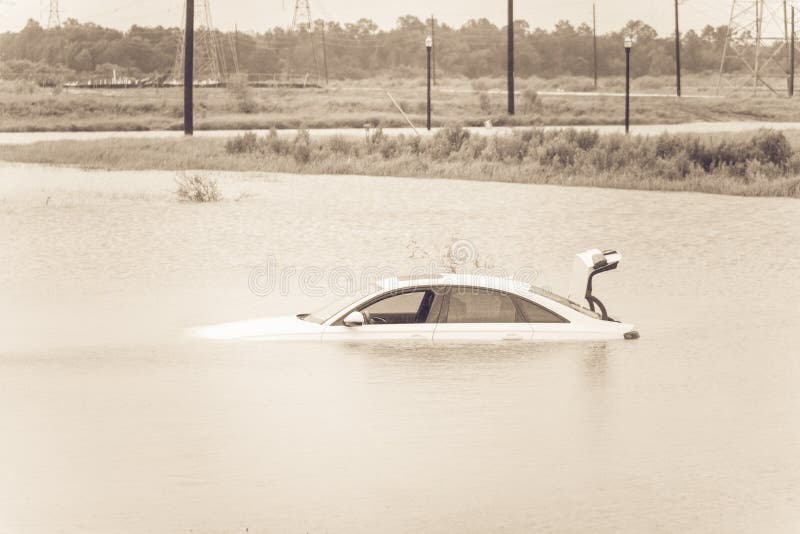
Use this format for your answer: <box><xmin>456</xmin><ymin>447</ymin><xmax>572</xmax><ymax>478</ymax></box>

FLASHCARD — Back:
<box><xmin>539</xmin><ymin>138</ymin><xmax>577</xmax><ymax>167</ymax></box>
<box><xmin>478</xmin><ymin>92</ymin><xmax>491</xmax><ymax>114</ymax></box>
<box><xmin>214</xmin><ymin>125</ymin><xmax>796</xmax><ymax>188</ymax></box>
<box><xmin>428</xmin><ymin>125</ymin><xmax>470</xmax><ymax>159</ymax></box>
<box><xmin>265</xmin><ymin>128</ymin><xmax>290</xmax><ymax>155</ymax></box>
<box><xmin>328</xmin><ymin>135</ymin><xmax>354</xmax><ymax>155</ymax></box>
<box><xmin>175</xmin><ymin>174</ymin><xmax>221</xmax><ymax>202</ymax></box>
<box><xmin>225</xmin><ymin>131</ymin><xmax>259</xmax><ymax>154</ymax></box>
<box><xmin>748</xmin><ymin>129</ymin><xmax>792</xmax><ymax>168</ymax></box>
<box><xmin>521</xmin><ymin>88</ymin><xmax>541</xmax><ymax>114</ymax></box>
<box><xmin>485</xmin><ymin>134</ymin><xmax>529</xmax><ymax>162</ymax></box>
<box><xmin>292</xmin><ymin>128</ymin><xmax>312</xmax><ymax>163</ymax></box>
<box><xmin>227</xmin><ymin>74</ymin><xmax>258</xmax><ymax>114</ymax></box>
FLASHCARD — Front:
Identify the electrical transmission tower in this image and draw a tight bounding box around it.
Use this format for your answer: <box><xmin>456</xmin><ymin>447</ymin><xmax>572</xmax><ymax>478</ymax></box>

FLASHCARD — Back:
<box><xmin>292</xmin><ymin>0</ymin><xmax>313</xmax><ymax>30</ymax></box>
<box><xmin>290</xmin><ymin>0</ymin><xmax>323</xmax><ymax>84</ymax></box>
<box><xmin>47</xmin><ymin>0</ymin><xmax>61</xmax><ymax>28</ymax></box>
<box><xmin>173</xmin><ymin>0</ymin><xmax>226</xmax><ymax>83</ymax></box>
<box><xmin>718</xmin><ymin>0</ymin><xmax>793</xmax><ymax>95</ymax></box>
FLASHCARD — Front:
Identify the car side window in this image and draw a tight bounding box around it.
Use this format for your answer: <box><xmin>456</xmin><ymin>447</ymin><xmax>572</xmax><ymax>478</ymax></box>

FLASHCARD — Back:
<box><xmin>359</xmin><ymin>290</ymin><xmax>433</xmax><ymax>325</ymax></box>
<box><xmin>513</xmin><ymin>296</ymin><xmax>568</xmax><ymax>323</ymax></box>
<box><xmin>446</xmin><ymin>288</ymin><xmax>520</xmax><ymax>323</ymax></box>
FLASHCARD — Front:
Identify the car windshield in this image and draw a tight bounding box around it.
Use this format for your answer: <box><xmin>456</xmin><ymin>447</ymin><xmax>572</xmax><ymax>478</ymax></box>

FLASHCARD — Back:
<box><xmin>301</xmin><ymin>285</ymin><xmax>380</xmax><ymax>324</ymax></box>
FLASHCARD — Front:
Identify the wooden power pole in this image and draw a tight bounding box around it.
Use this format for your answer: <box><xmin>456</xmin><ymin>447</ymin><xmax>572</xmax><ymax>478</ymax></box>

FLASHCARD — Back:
<box><xmin>184</xmin><ymin>0</ymin><xmax>194</xmax><ymax>135</ymax></box>
<box><xmin>789</xmin><ymin>6</ymin><xmax>794</xmax><ymax>97</ymax></box>
<box><xmin>674</xmin><ymin>0</ymin><xmax>682</xmax><ymax>96</ymax></box>
<box><xmin>507</xmin><ymin>0</ymin><xmax>515</xmax><ymax>114</ymax></box>
<box><xmin>592</xmin><ymin>1</ymin><xmax>598</xmax><ymax>89</ymax></box>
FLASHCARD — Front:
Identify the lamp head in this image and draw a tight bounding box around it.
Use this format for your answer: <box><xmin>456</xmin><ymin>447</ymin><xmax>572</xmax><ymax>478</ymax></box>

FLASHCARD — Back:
<box><xmin>426</xmin><ymin>36</ymin><xmax>433</xmax><ymax>48</ymax></box>
<box><xmin>624</xmin><ymin>36</ymin><xmax>633</xmax><ymax>49</ymax></box>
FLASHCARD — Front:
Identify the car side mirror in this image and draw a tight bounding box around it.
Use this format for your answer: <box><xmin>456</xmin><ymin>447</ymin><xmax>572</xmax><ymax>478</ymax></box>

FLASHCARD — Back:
<box><xmin>343</xmin><ymin>311</ymin><xmax>365</xmax><ymax>327</ymax></box>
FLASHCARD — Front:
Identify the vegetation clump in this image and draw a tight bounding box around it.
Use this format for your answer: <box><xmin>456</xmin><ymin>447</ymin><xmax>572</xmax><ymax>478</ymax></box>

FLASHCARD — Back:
<box><xmin>4</xmin><ymin>128</ymin><xmax>800</xmax><ymax>197</ymax></box>
<box><xmin>223</xmin><ymin>127</ymin><xmax>797</xmax><ymax>179</ymax></box>
<box><xmin>174</xmin><ymin>173</ymin><xmax>221</xmax><ymax>202</ymax></box>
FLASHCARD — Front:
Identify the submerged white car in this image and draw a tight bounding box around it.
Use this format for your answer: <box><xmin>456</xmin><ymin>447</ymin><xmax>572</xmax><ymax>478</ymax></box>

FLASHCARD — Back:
<box><xmin>198</xmin><ymin>249</ymin><xmax>638</xmax><ymax>343</ymax></box>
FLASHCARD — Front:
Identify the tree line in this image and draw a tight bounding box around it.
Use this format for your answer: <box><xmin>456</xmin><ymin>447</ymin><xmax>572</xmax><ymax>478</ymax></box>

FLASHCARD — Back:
<box><xmin>0</xmin><ymin>16</ymin><xmax>750</xmax><ymax>84</ymax></box>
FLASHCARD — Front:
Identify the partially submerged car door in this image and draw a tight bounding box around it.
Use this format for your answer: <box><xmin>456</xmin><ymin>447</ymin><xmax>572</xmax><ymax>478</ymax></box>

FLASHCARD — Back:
<box><xmin>321</xmin><ymin>288</ymin><xmax>444</xmax><ymax>342</ymax></box>
<box><xmin>432</xmin><ymin>287</ymin><xmax>534</xmax><ymax>343</ymax></box>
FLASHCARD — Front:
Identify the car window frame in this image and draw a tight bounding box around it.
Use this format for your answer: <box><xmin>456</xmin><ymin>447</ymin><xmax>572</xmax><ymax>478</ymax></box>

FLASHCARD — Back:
<box><xmin>438</xmin><ymin>286</ymin><xmax>570</xmax><ymax>324</ymax></box>
<box><xmin>440</xmin><ymin>286</ymin><xmax>524</xmax><ymax>324</ymax></box>
<box><xmin>331</xmin><ymin>286</ymin><xmax>446</xmax><ymax>326</ymax></box>
<box><xmin>511</xmin><ymin>295</ymin><xmax>570</xmax><ymax>324</ymax></box>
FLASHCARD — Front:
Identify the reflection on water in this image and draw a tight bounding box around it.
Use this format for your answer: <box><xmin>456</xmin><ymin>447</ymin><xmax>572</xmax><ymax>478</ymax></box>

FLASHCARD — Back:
<box><xmin>1</xmin><ymin>163</ymin><xmax>799</xmax><ymax>533</ymax></box>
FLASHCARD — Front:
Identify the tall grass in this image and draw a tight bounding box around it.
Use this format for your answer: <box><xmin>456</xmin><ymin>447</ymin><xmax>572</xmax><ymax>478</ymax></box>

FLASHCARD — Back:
<box><xmin>220</xmin><ymin>127</ymin><xmax>800</xmax><ymax>187</ymax></box>
<box><xmin>6</xmin><ymin>74</ymin><xmax>800</xmax><ymax>133</ymax></box>
<box><xmin>3</xmin><ymin>128</ymin><xmax>800</xmax><ymax>198</ymax></box>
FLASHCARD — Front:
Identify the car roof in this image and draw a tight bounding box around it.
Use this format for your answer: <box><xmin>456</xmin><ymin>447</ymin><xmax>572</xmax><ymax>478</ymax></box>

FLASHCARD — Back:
<box><xmin>377</xmin><ymin>273</ymin><xmax>533</xmax><ymax>294</ymax></box>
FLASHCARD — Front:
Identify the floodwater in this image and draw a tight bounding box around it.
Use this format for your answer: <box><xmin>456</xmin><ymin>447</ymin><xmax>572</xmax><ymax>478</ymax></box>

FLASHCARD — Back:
<box><xmin>1</xmin><ymin>162</ymin><xmax>799</xmax><ymax>533</ymax></box>
<box><xmin>2</xmin><ymin>120</ymin><xmax>800</xmax><ymax>145</ymax></box>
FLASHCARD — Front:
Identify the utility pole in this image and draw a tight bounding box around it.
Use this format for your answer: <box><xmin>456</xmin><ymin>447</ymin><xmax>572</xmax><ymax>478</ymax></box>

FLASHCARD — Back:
<box><xmin>431</xmin><ymin>15</ymin><xmax>437</xmax><ymax>85</ymax></box>
<box><xmin>674</xmin><ymin>0</ymin><xmax>681</xmax><ymax>96</ymax></box>
<box><xmin>507</xmin><ymin>0</ymin><xmax>515</xmax><ymax>114</ymax></box>
<box><xmin>184</xmin><ymin>0</ymin><xmax>194</xmax><ymax>135</ymax></box>
<box><xmin>624</xmin><ymin>37</ymin><xmax>632</xmax><ymax>134</ymax></box>
<box><xmin>592</xmin><ymin>1</ymin><xmax>598</xmax><ymax>89</ymax></box>
<box><xmin>789</xmin><ymin>6</ymin><xmax>794</xmax><ymax>97</ymax></box>
<box><xmin>426</xmin><ymin>36</ymin><xmax>433</xmax><ymax>130</ymax></box>
<box><xmin>320</xmin><ymin>21</ymin><xmax>329</xmax><ymax>85</ymax></box>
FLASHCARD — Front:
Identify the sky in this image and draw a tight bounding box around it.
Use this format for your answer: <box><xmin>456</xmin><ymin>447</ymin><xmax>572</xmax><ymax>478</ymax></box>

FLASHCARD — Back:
<box><xmin>0</xmin><ymin>0</ymin><xmax>766</xmax><ymax>36</ymax></box>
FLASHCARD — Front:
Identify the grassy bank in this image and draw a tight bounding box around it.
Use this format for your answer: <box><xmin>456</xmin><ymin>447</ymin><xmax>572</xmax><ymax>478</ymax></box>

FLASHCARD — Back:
<box><xmin>4</xmin><ymin>75</ymin><xmax>800</xmax><ymax>133</ymax></box>
<box><xmin>2</xmin><ymin>127</ymin><xmax>799</xmax><ymax>198</ymax></box>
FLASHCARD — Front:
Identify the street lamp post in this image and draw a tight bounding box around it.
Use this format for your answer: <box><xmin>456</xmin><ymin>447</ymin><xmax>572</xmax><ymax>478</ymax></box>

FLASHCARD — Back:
<box><xmin>426</xmin><ymin>35</ymin><xmax>433</xmax><ymax>131</ymax></box>
<box><xmin>624</xmin><ymin>37</ymin><xmax>632</xmax><ymax>134</ymax></box>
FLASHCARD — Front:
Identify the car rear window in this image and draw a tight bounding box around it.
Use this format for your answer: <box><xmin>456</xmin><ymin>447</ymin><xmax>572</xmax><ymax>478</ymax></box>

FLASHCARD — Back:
<box><xmin>512</xmin><ymin>296</ymin><xmax>568</xmax><ymax>323</ymax></box>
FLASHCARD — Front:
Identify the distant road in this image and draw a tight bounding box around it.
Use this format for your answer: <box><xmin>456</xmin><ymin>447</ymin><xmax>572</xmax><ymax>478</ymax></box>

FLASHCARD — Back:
<box><xmin>338</xmin><ymin>85</ymin><xmax>722</xmax><ymax>99</ymax></box>
<box><xmin>0</xmin><ymin>121</ymin><xmax>796</xmax><ymax>145</ymax></box>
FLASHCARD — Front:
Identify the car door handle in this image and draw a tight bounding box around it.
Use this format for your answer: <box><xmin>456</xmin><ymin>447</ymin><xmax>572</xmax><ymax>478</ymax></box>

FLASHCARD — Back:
<box><xmin>502</xmin><ymin>334</ymin><xmax>524</xmax><ymax>341</ymax></box>
<box><xmin>410</xmin><ymin>334</ymin><xmax>427</xmax><ymax>340</ymax></box>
